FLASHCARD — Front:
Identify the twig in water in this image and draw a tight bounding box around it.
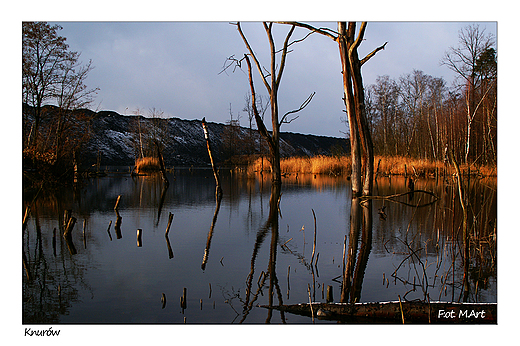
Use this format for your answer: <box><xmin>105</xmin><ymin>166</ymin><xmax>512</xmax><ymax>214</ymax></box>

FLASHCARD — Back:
<box><xmin>287</xmin><ymin>265</ymin><xmax>290</xmax><ymax>291</ymax></box>
<box><xmin>311</xmin><ymin>209</ymin><xmax>317</xmax><ymax>265</ymax></box>
<box><xmin>398</xmin><ymin>295</ymin><xmax>405</xmax><ymax>324</ymax></box>
<box><xmin>282</xmin><ymin>238</ymin><xmax>293</xmax><ymax>248</ymax></box>
<box><xmin>308</xmin><ymin>284</ymin><xmax>314</xmax><ymax>323</ymax></box>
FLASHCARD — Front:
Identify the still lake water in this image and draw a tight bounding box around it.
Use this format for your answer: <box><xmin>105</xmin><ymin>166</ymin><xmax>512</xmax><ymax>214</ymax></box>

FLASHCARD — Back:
<box><xmin>22</xmin><ymin>168</ymin><xmax>497</xmax><ymax>323</ymax></box>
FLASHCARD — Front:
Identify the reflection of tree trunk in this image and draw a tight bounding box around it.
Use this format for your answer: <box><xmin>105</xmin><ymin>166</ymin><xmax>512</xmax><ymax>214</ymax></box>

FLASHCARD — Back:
<box><xmin>449</xmin><ymin>150</ymin><xmax>470</xmax><ymax>301</ymax></box>
<box><xmin>156</xmin><ymin>182</ymin><xmax>169</xmax><ymax>226</ymax></box>
<box><xmin>341</xmin><ymin>197</ymin><xmax>361</xmax><ymax>302</ymax></box>
<box><xmin>351</xmin><ymin>200</ymin><xmax>373</xmax><ymax>302</ymax></box>
<box><xmin>154</xmin><ymin>140</ymin><xmax>169</xmax><ymax>187</ymax></box>
<box><xmin>241</xmin><ymin>182</ymin><xmax>285</xmax><ymax>323</ymax></box>
<box><xmin>341</xmin><ymin>197</ymin><xmax>373</xmax><ymax>303</ymax></box>
<box><xmin>266</xmin><ymin>182</ymin><xmax>285</xmax><ymax>323</ymax></box>
<box><xmin>165</xmin><ymin>234</ymin><xmax>174</xmax><ymax>259</ymax></box>
<box><xmin>201</xmin><ymin>194</ymin><xmax>223</xmax><ymax>271</ymax></box>
<box><xmin>114</xmin><ymin>210</ymin><xmax>122</xmax><ymax>239</ymax></box>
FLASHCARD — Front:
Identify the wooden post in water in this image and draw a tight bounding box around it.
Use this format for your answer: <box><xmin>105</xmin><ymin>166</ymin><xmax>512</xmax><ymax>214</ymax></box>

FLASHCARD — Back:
<box><xmin>137</xmin><ymin>229</ymin><xmax>143</xmax><ymax>247</ymax></box>
<box><xmin>201</xmin><ymin>117</ymin><xmax>222</xmax><ymax>199</ymax></box>
<box><xmin>63</xmin><ymin>209</ymin><xmax>72</xmax><ymax>228</ymax></box>
<box><xmin>161</xmin><ymin>293</ymin><xmax>167</xmax><ymax>309</ymax></box>
<box><xmin>114</xmin><ymin>211</ymin><xmax>122</xmax><ymax>239</ymax></box>
<box><xmin>23</xmin><ymin>206</ymin><xmax>30</xmax><ymax>233</ymax></box>
<box><xmin>63</xmin><ymin>217</ymin><xmax>77</xmax><ymax>255</ymax></box>
<box><xmin>326</xmin><ymin>285</ymin><xmax>333</xmax><ymax>303</ymax></box>
<box><xmin>63</xmin><ymin>216</ymin><xmax>76</xmax><ymax>238</ymax></box>
<box><xmin>165</xmin><ymin>212</ymin><xmax>174</xmax><ymax>236</ymax></box>
<box><xmin>52</xmin><ymin>228</ymin><xmax>57</xmax><ymax>257</ymax></box>
<box><xmin>180</xmin><ymin>287</ymin><xmax>187</xmax><ymax>310</ymax></box>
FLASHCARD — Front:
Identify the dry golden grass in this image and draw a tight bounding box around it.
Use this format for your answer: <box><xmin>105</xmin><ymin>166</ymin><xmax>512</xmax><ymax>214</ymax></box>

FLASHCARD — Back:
<box><xmin>247</xmin><ymin>155</ymin><xmax>496</xmax><ymax>177</ymax></box>
<box><xmin>248</xmin><ymin>155</ymin><xmax>352</xmax><ymax>175</ymax></box>
<box><xmin>135</xmin><ymin>157</ymin><xmax>160</xmax><ymax>173</ymax></box>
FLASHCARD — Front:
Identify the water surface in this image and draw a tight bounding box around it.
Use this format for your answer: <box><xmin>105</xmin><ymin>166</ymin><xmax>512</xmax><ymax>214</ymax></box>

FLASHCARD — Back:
<box><xmin>22</xmin><ymin>168</ymin><xmax>497</xmax><ymax>323</ymax></box>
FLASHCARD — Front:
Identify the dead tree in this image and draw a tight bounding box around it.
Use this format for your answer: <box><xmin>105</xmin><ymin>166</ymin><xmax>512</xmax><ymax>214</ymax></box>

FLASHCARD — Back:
<box><xmin>202</xmin><ymin>117</ymin><xmax>222</xmax><ymax>199</ymax></box>
<box><xmin>227</xmin><ymin>22</ymin><xmax>315</xmax><ymax>186</ymax></box>
<box><xmin>279</xmin><ymin>22</ymin><xmax>387</xmax><ymax>196</ymax></box>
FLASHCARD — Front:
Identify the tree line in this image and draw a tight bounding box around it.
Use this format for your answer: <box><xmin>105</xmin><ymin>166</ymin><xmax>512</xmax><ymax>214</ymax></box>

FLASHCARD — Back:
<box><xmin>23</xmin><ymin>22</ymin><xmax>98</xmax><ymax>184</ymax></box>
<box><xmin>365</xmin><ymin>25</ymin><xmax>496</xmax><ymax>167</ymax></box>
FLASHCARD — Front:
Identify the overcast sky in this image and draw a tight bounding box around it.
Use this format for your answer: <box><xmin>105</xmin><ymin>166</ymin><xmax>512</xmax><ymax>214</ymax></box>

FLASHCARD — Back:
<box><xmin>50</xmin><ymin>21</ymin><xmax>496</xmax><ymax>137</ymax></box>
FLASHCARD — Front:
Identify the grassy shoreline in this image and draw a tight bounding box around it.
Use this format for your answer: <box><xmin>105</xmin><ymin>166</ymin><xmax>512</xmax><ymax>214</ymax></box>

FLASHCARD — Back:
<box><xmin>245</xmin><ymin>155</ymin><xmax>497</xmax><ymax>177</ymax></box>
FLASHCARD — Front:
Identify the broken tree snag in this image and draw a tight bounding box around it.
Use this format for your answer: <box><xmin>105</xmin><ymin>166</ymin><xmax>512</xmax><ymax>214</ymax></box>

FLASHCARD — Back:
<box><xmin>201</xmin><ymin>117</ymin><xmax>222</xmax><ymax>199</ymax></box>
<box><xmin>63</xmin><ymin>209</ymin><xmax>72</xmax><ymax>228</ymax></box>
<box><xmin>114</xmin><ymin>195</ymin><xmax>121</xmax><ymax>210</ymax></box>
<box><xmin>63</xmin><ymin>216</ymin><xmax>76</xmax><ymax>238</ymax></box>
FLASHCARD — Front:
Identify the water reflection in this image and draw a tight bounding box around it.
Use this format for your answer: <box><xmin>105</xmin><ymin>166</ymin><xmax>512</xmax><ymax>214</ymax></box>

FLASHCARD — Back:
<box><xmin>201</xmin><ymin>194</ymin><xmax>222</xmax><ymax>271</ymax></box>
<box><xmin>341</xmin><ymin>198</ymin><xmax>372</xmax><ymax>304</ymax></box>
<box><xmin>240</xmin><ymin>183</ymin><xmax>285</xmax><ymax>323</ymax></box>
<box><xmin>22</xmin><ymin>169</ymin><xmax>496</xmax><ymax>323</ymax></box>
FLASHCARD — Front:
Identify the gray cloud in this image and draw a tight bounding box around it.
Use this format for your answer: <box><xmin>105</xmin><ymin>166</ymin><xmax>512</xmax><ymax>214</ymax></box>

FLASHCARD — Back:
<box><xmin>54</xmin><ymin>21</ymin><xmax>497</xmax><ymax>137</ymax></box>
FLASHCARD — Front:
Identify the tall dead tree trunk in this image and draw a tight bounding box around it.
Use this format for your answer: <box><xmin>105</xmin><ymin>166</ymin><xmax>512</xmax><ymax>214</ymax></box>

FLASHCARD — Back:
<box><xmin>202</xmin><ymin>117</ymin><xmax>222</xmax><ymax>199</ymax></box>
<box><xmin>338</xmin><ymin>23</ymin><xmax>362</xmax><ymax>196</ymax></box>
<box><xmin>281</xmin><ymin>21</ymin><xmax>385</xmax><ymax>197</ymax></box>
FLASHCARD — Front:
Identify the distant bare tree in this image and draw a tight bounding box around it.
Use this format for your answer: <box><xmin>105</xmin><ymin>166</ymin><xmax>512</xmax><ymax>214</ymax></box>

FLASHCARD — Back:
<box><xmin>23</xmin><ymin>22</ymin><xmax>98</xmax><ymax>150</ymax></box>
<box><xmin>442</xmin><ymin>24</ymin><xmax>496</xmax><ymax>164</ymax></box>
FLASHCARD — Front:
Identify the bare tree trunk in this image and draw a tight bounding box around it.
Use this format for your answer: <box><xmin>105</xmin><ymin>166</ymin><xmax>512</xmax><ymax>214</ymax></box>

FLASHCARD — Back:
<box><xmin>339</xmin><ymin>22</ymin><xmax>376</xmax><ymax>196</ymax></box>
<box><xmin>338</xmin><ymin>22</ymin><xmax>362</xmax><ymax>196</ymax></box>
<box><xmin>202</xmin><ymin>118</ymin><xmax>222</xmax><ymax>199</ymax></box>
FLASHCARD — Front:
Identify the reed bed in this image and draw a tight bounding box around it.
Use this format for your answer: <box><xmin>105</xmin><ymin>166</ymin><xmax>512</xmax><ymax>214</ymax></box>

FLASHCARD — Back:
<box><xmin>247</xmin><ymin>155</ymin><xmax>352</xmax><ymax>175</ymax></box>
<box><xmin>135</xmin><ymin>157</ymin><xmax>161</xmax><ymax>173</ymax></box>
<box><xmin>246</xmin><ymin>155</ymin><xmax>496</xmax><ymax>177</ymax></box>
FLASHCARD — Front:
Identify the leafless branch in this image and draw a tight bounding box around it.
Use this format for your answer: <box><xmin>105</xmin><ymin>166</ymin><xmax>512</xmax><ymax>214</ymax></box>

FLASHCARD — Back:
<box><xmin>219</xmin><ymin>54</ymin><xmax>246</xmax><ymax>75</ymax></box>
<box><xmin>276</xmin><ymin>24</ymin><xmax>295</xmax><ymax>84</ymax></box>
<box><xmin>244</xmin><ymin>54</ymin><xmax>274</xmax><ymax>152</ymax></box>
<box><xmin>277</xmin><ymin>21</ymin><xmax>338</xmax><ymax>41</ymax></box>
<box><xmin>360</xmin><ymin>42</ymin><xmax>388</xmax><ymax>66</ymax></box>
<box><xmin>280</xmin><ymin>92</ymin><xmax>316</xmax><ymax>125</ymax></box>
<box><xmin>235</xmin><ymin>22</ymin><xmax>272</xmax><ymax>94</ymax></box>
